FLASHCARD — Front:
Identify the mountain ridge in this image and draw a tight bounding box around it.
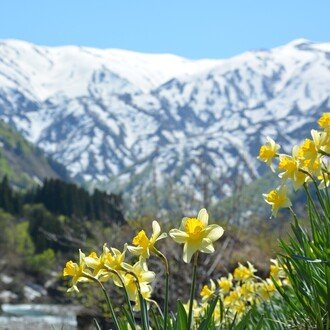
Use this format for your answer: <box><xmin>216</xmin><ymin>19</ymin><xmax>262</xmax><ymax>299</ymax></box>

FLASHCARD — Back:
<box><xmin>0</xmin><ymin>38</ymin><xmax>329</xmax><ymax>208</ymax></box>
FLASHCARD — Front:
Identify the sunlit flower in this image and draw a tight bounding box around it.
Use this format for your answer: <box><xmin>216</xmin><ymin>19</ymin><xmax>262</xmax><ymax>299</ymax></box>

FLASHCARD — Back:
<box><xmin>218</xmin><ymin>273</ymin><xmax>233</xmax><ymax>294</ymax></box>
<box><xmin>232</xmin><ymin>300</ymin><xmax>246</xmax><ymax>315</ymax></box>
<box><xmin>233</xmin><ymin>262</ymin><xmax>256</xmax><ymax>282</ymax></box>
<box><xmin>200</xmin><ymin>279</ymin><xmax>216</xmax><ymax>301</ymax></box>
<box><xmin>258</xmin><ymin>136</ymin><xmax>280</xmax><ymax>171</ymax></box>
<box><xmin>127</xmin><ymin>221</ymin><xmax>167</xmax><ymax>261</ymax></box>
<box><xmin>257</xmin><ymin>279</ymin><xmax>276</xmax><ymax>300</ymax></box>
<box><xmin>240</xmin><ymin>281</ymin><xmax>256</xmax><ymax>303</ymax></box>
<box><xmin>169</xmin><ymin>208</ymin><xmax>224</xmax><ymax>263</ymax></box>
<box><xmin>318</xmin><ymin>112</ymin><xmax>330</xmax><ymax>132</ymax></box>
<box><xmin>121</xmin><ymin>261</ymin><xmax>155</xmax><ymax>304</ymax></box>
<box><xmin>269</xmin><ymin>258</ymin><xmax>286</xmax><ymax>280</ymax></box>
<box><xmin>63</xmin><ymin>250</ymin><xmax>91</xmax><ymax>292</ymax></box>
<box><xmin>84</xmin><ymin>244</ymin><xmax>127</xmax><ymax>283</ymax></box>
<box><xmin>298</xmin><ymin>131</ymin><xmax>321</xmax><ymax>166</ymax></box>
<box><xmin>263</xmin><ymin>185</ymin><xmax>291</xmax><ymax>217</ymax></box>
<box><xmin>278</xmin><ymin>146</ymin><xmax>307</xmax><ymax>190</ymax></box>
<box><xmin>224</xmin><ymin>288</ymin><xmax>241</xmax><ymax>307</ymax></box>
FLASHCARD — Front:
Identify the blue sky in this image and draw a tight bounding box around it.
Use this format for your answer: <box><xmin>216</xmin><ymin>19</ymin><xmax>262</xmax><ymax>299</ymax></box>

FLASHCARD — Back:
<box><xmin>1</xmin><ymin>1</ymin><xmax>329</xmax><ymax>59</ymax></box>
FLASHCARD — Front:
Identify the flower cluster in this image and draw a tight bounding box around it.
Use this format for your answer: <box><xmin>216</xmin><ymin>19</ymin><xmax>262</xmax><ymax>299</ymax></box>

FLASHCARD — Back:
<box><xmin>63</xmin><ymin>209</ymin><xmax>224</xmax><ymax>313</ymax></box>
<box><xmin>185</xmin><ymin>259</ymin><xmax>289</xmax><ymax>326</ymax></box>
<box><xmin>258</xmin><ymin>113</ymin><xmax>330</xmax><ymax>216</ymax></box>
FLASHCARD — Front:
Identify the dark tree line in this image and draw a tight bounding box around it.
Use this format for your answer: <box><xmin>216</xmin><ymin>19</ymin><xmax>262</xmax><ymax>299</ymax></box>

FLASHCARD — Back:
<box><xmin>0</xmin><ymin>176</ymin><xmax>125</xmax><ymax>224</ymax></box>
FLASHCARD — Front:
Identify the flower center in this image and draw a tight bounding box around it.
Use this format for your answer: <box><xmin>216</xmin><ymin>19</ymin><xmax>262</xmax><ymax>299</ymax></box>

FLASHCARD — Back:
<box><xmin>266</xmin><ymin>190</ymin><xmax>285</xmax><ymax>205</ymax></box>
<box><xmin>184</xmin><ymin>218</ymin><xmax>205</xmax><ymax>240</ymax></box>
<box><xmin>279</xmin><ymin>157</ymin><xmax>296</xmax><ymax>173</ymax></box>
<box><xmin>132</xmin><ymin>230</ymin><xmax>150</xmax><ymax>249</ymax></box>
<box><xmin>259</xmin><ymin>145</ymin><xmax>275</xmax><ymax>160</ymax></box>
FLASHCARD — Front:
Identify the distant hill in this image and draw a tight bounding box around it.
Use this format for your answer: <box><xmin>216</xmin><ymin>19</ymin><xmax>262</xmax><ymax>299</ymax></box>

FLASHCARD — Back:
<box><xmin>0</xmin><ymin>119</ymin><xmax>69</xmax><ymax>188</ymax></box>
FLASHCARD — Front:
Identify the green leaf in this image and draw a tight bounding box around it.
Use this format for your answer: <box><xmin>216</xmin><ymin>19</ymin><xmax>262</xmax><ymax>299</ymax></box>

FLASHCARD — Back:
<box><xmin>175</xmin><ymin>300</ymin><xmax>188</xmax><ymax>330</ymax></box>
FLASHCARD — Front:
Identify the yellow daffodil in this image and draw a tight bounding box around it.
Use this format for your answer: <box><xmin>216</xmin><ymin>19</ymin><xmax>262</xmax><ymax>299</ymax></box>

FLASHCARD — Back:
<box><xmin>224</xmin><ymin>288</ymin><xmax>241</xmax><ymax>307</ymax></box>
<box><xmin>233</xmin><ymin>262</ymin><xmax>256</xmax><ymax>282</ymax></box>
<box><xmin>257</xmin><ymin>279</ymin><xmax>276</xmax><ymax>300</ymax></box>
<box><xmin>84</xmin><ymin>244</ymin><xmax>127</xmax><ymax>283</ymax></box>
<box><xmin>298</xmin><ymin>132</ymin><xmax>320</xmax><ymax>167</ymax></box>
<box><xmin>169</xmin><ymin>208</ymin><xmax>224</xmax><ymax>263</ymax></box>
<box><xmin>121</xmin><ymin>261</ymin><xmax>155</xmax><ymax>303</ymax></box>
<box><xmin>240</xmin><ymin>281</ymin><xmax>256</xmax><ymax>303</ymax></box>
<box><xmin>200</xmin><ymin>279</ymin><xmax>216</xmax><ymax>301</ymax></box>
<box><xmin>318</xmin><ymin>112</ymin><xmax>330</xmax><ymax>132</ymax></box>
<box><xmin>218</xmin><ymin>273</ymin><xmax>233</xmax><ymax>294</ymax></box>
<box><xmin>269</xmin><ymin>259</ymin><xmax>286</xmax><ymax>280</ymax></box>
<box><xmin>263</xmin><ymin>185</ymin><xmax>291</xmax><ymax>217</ymax></box>
<box><xmin>127</xmin><ymin>220</ymin><xmax>167</xmax><ymax>261</ymax></box>
<box><xmin>278</xmin><ymin>146</ymin><xmax>307</xmax><ymax>190</ymax></box>
<box><xmin>63</xmin><ymin>250</ymin><xmax>91</xmax><ymax>292</ymax></box>
<box><xmin>232</xmin><ymin>300</ymin><xmax>246</xmax><ymax>315</ymax></box>
<box><xmin>258</xmin><ymin>136</ymin><xmax>280</xmax><ymax>171</ymax></box>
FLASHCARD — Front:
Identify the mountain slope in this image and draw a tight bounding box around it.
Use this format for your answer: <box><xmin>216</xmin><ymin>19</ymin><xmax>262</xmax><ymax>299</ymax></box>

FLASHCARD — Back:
<box><xmin>0</xmin><ymin>120</ymin><xmax>69</xmax><ymax>188</ymax></box>
<box><xmin>0</xmin><ymin>39</ymin><xmax>329</xmax><ymax>205</ymax></box>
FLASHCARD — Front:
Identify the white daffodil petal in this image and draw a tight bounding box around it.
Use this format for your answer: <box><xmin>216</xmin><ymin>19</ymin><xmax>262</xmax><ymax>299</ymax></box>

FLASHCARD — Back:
<box><xmin>206</xmin><ymin>225</ymin><xmax>224</xmax><ymax>242</ymax></box>
<box><xmin>152</xmin><ymin>220</ymin><xmax>161</xmax><ymax>239</ymax></box>
<box><xmin>200</xmin><ymin>239</ymin><xmax>215</xmax><ymax>253</ymax></box>
<box><xmin>156</xmin><ymin>232</ymin><xmax>168</xmax><ymax>241</ymax></box>
<box><xmin>169</xmin><ymin>229</ymin><xmax>189</xmax><ymax>243</ymax></box>
<box><xmin>183</xmin><ymin>242</ymin><xmax>198</xmax><ymax>263</ymax></box>
<box><xmin>141</xmin><ymin>271</ymin><xmax>156</xmax><ymax>283</ymax></box>
<box><xmin>198</xmin><ymin>208</ymin><xmax>209</xmax><ymax>226</ymax></box>
<box><xmin>127</xmin><ymin>246</ymin><xmax>144</xmax><ymax>255</ymax></box>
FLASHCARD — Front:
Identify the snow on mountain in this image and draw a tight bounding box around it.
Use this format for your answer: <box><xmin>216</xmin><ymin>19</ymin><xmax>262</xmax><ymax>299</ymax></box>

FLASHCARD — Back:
<box><xmin>0</xmin><ymin>39</ymin><xmax>329</xmax><ymax>205</ymax></box>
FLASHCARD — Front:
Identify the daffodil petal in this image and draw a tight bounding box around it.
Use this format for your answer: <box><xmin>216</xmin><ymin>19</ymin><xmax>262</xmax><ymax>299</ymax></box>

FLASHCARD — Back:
<box><xmin>140</xmin><ymin>271</ymin><xmax>156</xmax><ymax>283</ymax></box>
<box><xmin>156</xmin><ymin>232</ymin><xmax>168</xmax><ymax>241</ymax></box>
<box><xmin>153</xmin><ymin>220</ymin><xmax>161</xmax><ymax>235</ymax></box>
<box><xmin>200</xmin><ymin>238</ymin><xmax>215</xmax><ymax>253</ymax></box>
<box><xmin>198</xmin><ymin>208</ymin><xmax>209</xmax><ymax>226</ymax></box>
<box><xmin>127</xmin><ymin>245</ymin><xmax>144</xmax><ymax>255</ymax></box>
<box><xmin>169</xmin><ymin>229</ymin><xmax>189</xmax><ymax>243</ymax></box>
<box><xmin>205</xmin><ymin>225</ymin><xmax>224</xmax><ymax>242</ymax></box>
<box><xmin>183</xmin><ymin>242</ymin><xmax>198</xmax><ymax>263</ymax></box>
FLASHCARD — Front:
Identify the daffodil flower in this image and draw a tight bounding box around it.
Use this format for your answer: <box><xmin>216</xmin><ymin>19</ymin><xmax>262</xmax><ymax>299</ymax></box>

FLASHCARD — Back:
<box><xmin>233</xmin><ymin>262</ymin><xmax>256</xmax><ymax>282</ymax></box>
<box><xmin>278</xmin><ymin>146</ymin><xmax>307</xmax><ymax>190</ymax></box>
<box><xmin>263</xmin><ymin>185</ymin><xmax>292</xmax><ymax>217</ymax></box>
<box><xmin>84</xmin><ymin>243</ymin><xmax>127</xmax><ymax>283</ymax></box>
<box><xmin>200</xmin><ymin>279</ymin><xmax>216</xmax><ymax>301</ymax></box>
<box><xmin>121</xmin><ymin>261</ymin><xmax>155</xmax><ymax>303</ymax></box>
<box><xmin>63</xmin><ymin>249</ymin><xmax>91</xmax><ymax>292</ymax></box>
<box><xmin>169</xmin><ymin>208</ymin><xmax>224</xmax><ymax>263</ymax></box>
<box><xmin>318</xmin><ymin>112</ymin><xmax>330</xmax><ymax>132</ymax></box>
<box><xmin>258</xmin><ymin>136</ymin><xmax>280</xmax><ymax>171</ymax></box>
<box><xmin>218</xmin><ymin>273</ymin><xmax>233</xmax><ymax>294</ymax></box>
<box><xmin>127</xmin><ymin>220</ymin><xmax>167</xmax><ymax>261</ymax></box>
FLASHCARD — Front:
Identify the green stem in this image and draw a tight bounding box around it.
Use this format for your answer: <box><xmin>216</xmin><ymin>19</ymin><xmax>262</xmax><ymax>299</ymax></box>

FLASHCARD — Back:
<box><xmin>187</xmin><ymin>252</ymin><xmax>198</xmax><ymax>329</ymax></box>
<box><xmin>82</xmin><ymin>272</ymin><xmax>120</xmax><ymax>329</ymax></box>
<box><xmin>105</xmin><ymin>266</ymin><xmax>137</xmax><ymax>329</ymax></box>
<box><xmin>154</xmin><ymin>248</ymin><xmax>170</xmax><ymax>330</ymax></box>
<box><xmin>163</xmin><ymin>272</ymin><xmax>169</xmax><ymax>330</ymax></box>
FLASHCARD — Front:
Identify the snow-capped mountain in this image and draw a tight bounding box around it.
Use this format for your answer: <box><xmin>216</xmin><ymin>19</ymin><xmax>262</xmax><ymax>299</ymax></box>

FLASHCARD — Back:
<box><xmin>0</xmin><ymin>39</ymin><xmax>329</xmax><ymax>203</ymax></box>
